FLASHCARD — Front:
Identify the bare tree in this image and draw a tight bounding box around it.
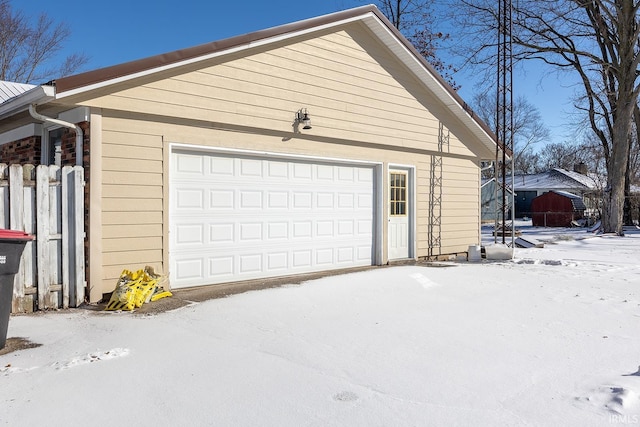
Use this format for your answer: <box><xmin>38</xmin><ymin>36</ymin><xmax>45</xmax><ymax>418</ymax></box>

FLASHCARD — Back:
<box><xmin>537</xmin><ymin>140</ymin><xmax>597</xmax><ymax>172</ymax></box>
<box><xmin>376</xmin><ymin>0</ymin><xmax>459</xmax><ymax>89</ymax></box>
<box><xmin>0</xmin><ymin>0</ymin><xmax>88</xmax><ymax>83</ymax></box>
<box><xmin>454</xmin><ymin>0</ymin><xmax>640</xmax><ymax>235</ymax></box>
<box><xmin>472</xmin><ymin>92</ymin><xmax>550</xmax><ymax>173</ymax></box>
<box><xmin>515</xmin><ymin>147</ymin><xmax>542</xmax><ymax>174</ymax></box>
<box><xmin>625</xmin><ymin>103</ymin><xmax>640</xmax><ymax>224</ymax></box>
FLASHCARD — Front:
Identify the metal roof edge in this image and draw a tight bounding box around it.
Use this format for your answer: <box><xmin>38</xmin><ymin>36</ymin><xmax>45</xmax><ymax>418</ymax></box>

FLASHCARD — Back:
<box><xmin>54</xmin><ymin>5</ymin><xmax>380</xmax><ymax>96</ymax></box>
<box><xmin>357</xmin><ymin>10</ymin><xmax>500</xmax><ymax>156</ymax></box>
<box><xmin>0</xmin><ymin>85</ymin><xmax>55</xmax><ymax>121</ymax></box>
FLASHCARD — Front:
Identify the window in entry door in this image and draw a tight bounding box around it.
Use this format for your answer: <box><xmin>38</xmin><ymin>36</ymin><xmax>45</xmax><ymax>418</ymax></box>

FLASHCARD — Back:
<box><xmin>390</xmin><ymin>172</ymin><xmax>407</xmax><ymax>216</ymax></box>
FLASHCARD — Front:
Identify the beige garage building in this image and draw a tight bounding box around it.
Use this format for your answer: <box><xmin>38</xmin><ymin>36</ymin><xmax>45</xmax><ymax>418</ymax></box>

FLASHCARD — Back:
<box><xmin>0</xmin><ymin>5</ymin><xmax>498</xmax><ymax>302</ymax></box>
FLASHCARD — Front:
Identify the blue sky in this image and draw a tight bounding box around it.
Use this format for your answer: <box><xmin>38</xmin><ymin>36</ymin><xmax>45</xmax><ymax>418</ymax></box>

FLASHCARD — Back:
<box><xmin>18</xmin><ymin>0</ymin><xmax>576</xmax><ymax>148</ymax></box>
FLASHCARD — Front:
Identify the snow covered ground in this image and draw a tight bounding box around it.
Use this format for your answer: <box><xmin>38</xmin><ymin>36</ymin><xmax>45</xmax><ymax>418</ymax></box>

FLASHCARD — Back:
<box><xmin>2</xmin><ymin>223</ymin><xmax>640</xmax><ymax>426</ymax></box>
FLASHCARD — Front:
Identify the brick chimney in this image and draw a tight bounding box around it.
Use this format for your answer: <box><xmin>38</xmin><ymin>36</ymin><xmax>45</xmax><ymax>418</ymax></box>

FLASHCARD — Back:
<box><xmin>573</xmin><ymin>162</ymin><xmax>588</xmax><ymax>175</ymax></box>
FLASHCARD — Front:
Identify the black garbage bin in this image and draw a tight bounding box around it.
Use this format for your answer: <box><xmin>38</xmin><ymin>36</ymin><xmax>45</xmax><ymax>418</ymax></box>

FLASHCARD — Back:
<box><xmin>0</xmin><ymin>229</ymin><xmax>34</xmax><ymax>349</ymax></box>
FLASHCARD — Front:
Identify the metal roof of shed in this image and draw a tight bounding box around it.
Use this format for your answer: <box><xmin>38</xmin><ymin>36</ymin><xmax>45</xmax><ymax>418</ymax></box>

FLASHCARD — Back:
<box><xmin>0</xmin><ymin>81</ymin><xmax>36</xmax><ymax>103</ymax></box>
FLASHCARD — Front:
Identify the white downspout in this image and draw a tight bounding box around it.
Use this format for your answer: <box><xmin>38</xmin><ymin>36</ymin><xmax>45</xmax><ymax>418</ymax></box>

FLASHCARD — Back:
<box><xmin>28</xmin><ymin>104</ymin><xmax>84</xmax><ymax>166</ymax></box>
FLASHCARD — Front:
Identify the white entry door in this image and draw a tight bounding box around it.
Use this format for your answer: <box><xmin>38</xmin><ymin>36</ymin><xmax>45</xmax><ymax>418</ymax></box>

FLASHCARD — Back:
<box><xmin>388</xmin><ymin>170</ymin><xmax>409</xmax><ymax>259</ymax></box>
<box><xmin>169</xmin><ymin>149</ymin><xmax>376</xmax><ymax>288</ymax></box>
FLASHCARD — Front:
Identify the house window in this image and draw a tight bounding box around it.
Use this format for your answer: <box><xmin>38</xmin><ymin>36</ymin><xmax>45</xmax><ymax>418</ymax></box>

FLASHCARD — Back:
<box><xmin>44</xmin><ymin>128</ymin><xmax>63</xmax><ymax>166</ymax></box>
<box><xmin>390</xmin><ymin>172</ymin><xmax>407</xmax><ymax>216</ymax></box>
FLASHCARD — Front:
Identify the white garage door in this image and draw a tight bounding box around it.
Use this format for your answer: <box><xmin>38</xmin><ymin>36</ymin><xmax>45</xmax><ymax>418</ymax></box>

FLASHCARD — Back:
<box><xmin>170</xmin><ymin>149</ymin><xmax>376</xmax><ymax>288</ymax></box>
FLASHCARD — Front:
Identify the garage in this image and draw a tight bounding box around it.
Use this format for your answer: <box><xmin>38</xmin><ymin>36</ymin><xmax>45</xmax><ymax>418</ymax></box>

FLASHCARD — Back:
<box><xmin>169</xmin><ymin>148</ymin><xmax>379</xmax><ymax>288</ymax></box>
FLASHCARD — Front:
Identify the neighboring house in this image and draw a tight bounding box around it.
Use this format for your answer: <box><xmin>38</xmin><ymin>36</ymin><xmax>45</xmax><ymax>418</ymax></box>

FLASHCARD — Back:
<box><xmin>531</xmin><ymin>190</ymin><xmax>586</xmax><ymax>227</ymax></box>
<box><xmin>513</xmin><ymin>166</ymin><xmax>599</xmax><ymax>218</ymax></box>
<box><xmin>0</xmin><ymin>6</ymin><xmax>498</xmax><ymax>302</ymax></box>
<box><xmin>480</xmin><ymin>178</ymin><xmax>514</xmax><ymax>222</ymax></box>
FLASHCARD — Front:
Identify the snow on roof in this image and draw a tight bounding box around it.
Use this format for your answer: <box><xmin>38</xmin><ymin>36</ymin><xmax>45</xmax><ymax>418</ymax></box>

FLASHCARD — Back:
<box><xmin>548</xmin><ymin>190</ymin><xmax>587</xmax><ymax>210</ymax></box>
<box><xmin>550</xmin><ymin>189</ymin><xmax>580</xmax><ymax>199</ymax></box>
<box><xmin>0</xmin><ymin>80</ymin><xmax>36</xmax><ymax>103</ymax></box>
<box><xmin>553</xmin><ymin>168</ymin><xmax>597</xmax><ymax>188</ymax></box>
<box><xmin>513</xmin><ymin>168</ymin><xmax>596</xmax><ymax>191</ymax></box>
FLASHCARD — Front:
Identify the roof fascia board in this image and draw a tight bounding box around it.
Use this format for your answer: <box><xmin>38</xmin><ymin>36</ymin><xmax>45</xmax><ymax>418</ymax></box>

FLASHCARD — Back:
<box><xmin>55</xmin><ymin>14</ymin><xmax>371</xmax><ymax>99</ymax></box>
<box><xmin>359</xmin><ymin>16</ymin><xmax>499</xmax><ymax>157</ymax></box>
<box><xmin>0</xmin><ymin>85</ymin><xmax>55</xmax><ymax>120</ymax></box>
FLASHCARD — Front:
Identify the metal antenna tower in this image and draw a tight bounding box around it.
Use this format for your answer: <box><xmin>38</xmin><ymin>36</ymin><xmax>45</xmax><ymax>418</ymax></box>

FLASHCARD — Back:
<box><xmin>494</xmin><ymin>0</ymin><xmax>515</xmax><ymax>245</ymax></box>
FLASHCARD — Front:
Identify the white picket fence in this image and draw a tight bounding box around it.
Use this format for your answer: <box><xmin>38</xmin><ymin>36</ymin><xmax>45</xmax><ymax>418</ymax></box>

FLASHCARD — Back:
<box><xmin>0</xmin><ymin>164</ymin><xmax>85</xmax><ymax>312</ymax></box>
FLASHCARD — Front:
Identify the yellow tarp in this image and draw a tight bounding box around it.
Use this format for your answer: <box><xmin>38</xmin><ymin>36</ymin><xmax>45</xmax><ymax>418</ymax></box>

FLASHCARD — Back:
<box><xmin>105</xmin><ymin>266</ymin><xmax>172</xmax><ymax>311</ymax></box>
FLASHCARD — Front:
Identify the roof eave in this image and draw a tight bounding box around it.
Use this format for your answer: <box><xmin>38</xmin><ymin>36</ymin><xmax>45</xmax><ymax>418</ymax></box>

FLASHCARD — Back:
<box><xmin>356</xmin><ymin>12</ymin><xmax>500</xmax><ymax>159</ymax></box>
<box><xmin>53</xmin><ymin>6</ymin><xmax>382</xmax><ymax>97</ymax></box>
<box><xmin>0</xmin><ymin>85</ymin><xmax>56</xmax><ymax>121</ymax></box>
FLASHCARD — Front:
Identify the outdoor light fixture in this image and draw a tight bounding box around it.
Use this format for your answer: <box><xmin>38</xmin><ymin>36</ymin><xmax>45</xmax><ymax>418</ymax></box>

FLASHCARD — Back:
<box><xmin>296</xmin><ymin>108</ymin><xmax>312</xmax><ymax>130</ymax></box>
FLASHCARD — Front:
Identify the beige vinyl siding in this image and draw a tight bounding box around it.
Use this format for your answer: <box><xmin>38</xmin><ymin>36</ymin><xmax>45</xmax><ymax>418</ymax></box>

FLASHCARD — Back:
<box><xmin>100</xmin><ymin>126</ymin><xmax>164</xmax><ymax>292</ymax></box>
<box><xmin>80</xmin><ymin>24</ymin><xmax>486</xmax><ymax>296</ymax></box>
<box><xmin>76</xmin><ymin>27</ymin><xmax>480</xmax><ymax>157</ymax></box>
<box><xmin>439</xmin><ymin>157</ymin><xmax>480</xmax><ymax>254</ymax></box>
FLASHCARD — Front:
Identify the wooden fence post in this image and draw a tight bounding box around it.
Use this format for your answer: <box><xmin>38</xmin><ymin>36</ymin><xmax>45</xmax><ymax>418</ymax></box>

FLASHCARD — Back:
<box><xmin>61</xmin><ymin>166</ymin><xmax>85</xmax><ymax>307</ymax></box>
<box><xmin>72</xmin><ymin>166</ymin><xmax>85</xmax><ymax>306</ymax></box>
<box><xmin>2</xmin><ymin>163</ymin><xmax>85</xmax><ymax>312</ymax></box>
<box><xmin>36</xmin><ymin>165</ymin><xmax>54</xmax><ymax>310</ymax></box>
<box><xmin>0</xmin><ymin>164</ymin><xmax>7</xmax><ymax>228</ymax></box>
<box><xmin>9</xmin><ymin>165</ymin><xmax>28</xmax><ymax>312</ymax></box>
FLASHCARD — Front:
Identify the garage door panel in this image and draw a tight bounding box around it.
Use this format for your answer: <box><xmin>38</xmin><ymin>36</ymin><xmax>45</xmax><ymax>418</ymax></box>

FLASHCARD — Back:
<box><xmin>211</xmin><ymin>223</ymin><xmax>234</xmax><ymax>243</ymax></box>
<box><xmin>175</xmin><ymin>224</ymin><xmax>205</xmax><ymax>245</ymax></box>
<box><xmin>237</xmin><ymin>190</ymin><xmax>260</xmax><ymax>209</ymax></box>
<box><xmin>357</xmin><ymin>245</ymin><xmax>373</xmax><ymax>261</ymax></box>
<box><xmin>358</xmin><ymin>193</ymin><xmax>373</xmax><ymax>208</ymax></box>
<box><xmin>170</xmin><ymin>150</ymin><xmax>375</xmax><ymax>288</ymax></box>
<box><xmin>267</xmin><ymin>222</ymin><xmax>288</xmax><ymax>239</ymax></box>
<box><xmin>175</xmin><ymin>153</ymin><xmax>205</xmax><ymax>175</ymax></box>
<box><xmin>267</xmin><ymin>161</ymin><xmax>288</xmax><ymax>178</ymax></box>
<box><xmin>316</xmin><ymin>248</ymin><xmax>333</xmax><ymax>265</ymax></box>
<box><xmin>210</xmin><ymin>256</ymin><xmax>233</xmax><ymax>277</ymax></box>
<box><xmin>175</xmin><ymin>257</ymin><xmax>204</xmax><ymax>280</ymax></box>
<box><xmin>267</xmin><ymin>252</ymin><xmax>288</xmax><ymax>271</ymax></box>
<box><xmin>173</xmin><ymin>217</ymin><xmax>372</xmax><ymax>247</ymax></box>
<box><xmin>210</xmin><ymin>156</ymin><xmax>235</xmax><ymax>175</ymax></box>
<box><xmin>268</xmin><ymin>191</ymin><xmax>289</xmax><ymax>209</ymax></box>
<box><xmin>175</xmin><ymin>189</ymin><xmax>204</xmax><ymax>209</ymax></box>
<box><xmin>293</xmin><ymin>163</ymin><xmax>312</xmax><ymax>179</ymax></box>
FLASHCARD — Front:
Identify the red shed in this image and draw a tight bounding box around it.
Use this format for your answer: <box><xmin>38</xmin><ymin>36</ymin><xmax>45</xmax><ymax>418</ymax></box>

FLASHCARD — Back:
<box><xmin>531</xmin><ymin>191</ymin><xmax>586</xmax><ymax>227</ymax></box>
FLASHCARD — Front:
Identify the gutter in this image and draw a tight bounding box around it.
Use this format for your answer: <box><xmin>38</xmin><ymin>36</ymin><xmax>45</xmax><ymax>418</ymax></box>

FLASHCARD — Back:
<box><xmin>28</xmin><ymin>104</ymin><xmax>84</xmax><ymax>167</ymax></box>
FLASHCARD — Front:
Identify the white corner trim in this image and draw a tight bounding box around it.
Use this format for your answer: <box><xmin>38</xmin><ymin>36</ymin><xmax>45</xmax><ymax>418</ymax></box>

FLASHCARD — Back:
<box><xmin>0</xmin><ymin>123</ymin><xmax>43</xmax><ymax>145</ymax></box>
